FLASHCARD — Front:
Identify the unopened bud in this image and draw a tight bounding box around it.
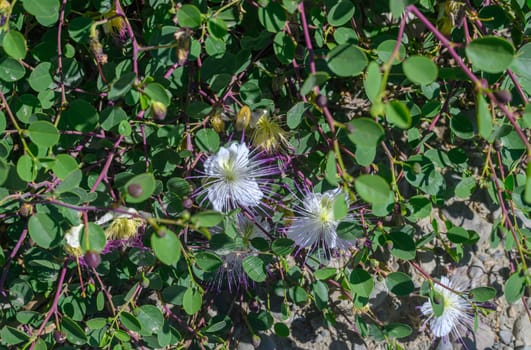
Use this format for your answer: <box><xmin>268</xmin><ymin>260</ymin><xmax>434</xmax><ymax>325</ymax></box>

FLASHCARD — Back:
<box><xmin>128</xmin><ymin>184</ymin><xmax>143</xmax><ymax>198</ymax></box>
<box><xmin>236</xmin><ymin>106</ymin><xmax>251</xmax><ymax>131</ymax></box>
<box><xmin>493</xmin><ymin>90</ymin><xmax>512</xmax><ymax>104</ymax></box>
<box><xmin>316</xmin><ymin>94</ymin><xmax>327</xmax><ymax>107</ymax></box>
<box><xmin>19</xmin><ymin>203</ymin><xmax>33</xmax><ymax>217</ymax></box>
<box><xmin>210</xmin><ymin>111</ymin><xmax>225</xmax><ymax>133</ymax></box>
<box><xmin>182</xmin><ymin>197</ymin><xmax>193</xmax><ymax>209</ymax></box>
<box><xmin>251</xmin><ymin>335</ymin><xmax>261</xmax><ymax>348</ymax></box>
<box><xmin>84</xmin><ymin>251</ymin><xmax>101</xmax><ymax>268</ymax></box>
<box><xmin>151</xmin><ymin>101</ymin><xmax>167</xmax><ymax>120</ymax></box>
<box><xmin>54</xmin><ymin>330</ymin><xmax>67</xmax><ymax>344</ymax></box>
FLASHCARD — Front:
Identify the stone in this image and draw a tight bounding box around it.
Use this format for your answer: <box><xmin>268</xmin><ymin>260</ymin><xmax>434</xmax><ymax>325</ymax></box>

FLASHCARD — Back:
<box><xmin>514</xmin><ymin>314</ymin><xmax>531</xmax><ymax>347</ymax></box>
<box><xmin>499</xmin><ymin>329</ymin><xmax>512</xmax><ymax>345</ymax></box>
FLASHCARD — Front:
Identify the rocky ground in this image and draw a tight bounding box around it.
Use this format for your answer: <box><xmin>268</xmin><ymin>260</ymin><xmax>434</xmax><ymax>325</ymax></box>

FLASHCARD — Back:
<box><xmin>235</xmin><ymin>193</ymin><xmax>531</xmax><ymax>350</ymax></box>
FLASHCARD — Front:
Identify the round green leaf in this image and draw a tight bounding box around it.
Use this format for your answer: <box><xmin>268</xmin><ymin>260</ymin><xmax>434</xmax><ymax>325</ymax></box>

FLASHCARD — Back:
<box><xmin>68</xmin><ymin>16</ymin><xmax>93</xmax><ymax>43</ymax></box>
<box><xmin>355</xmin><ymin>174</ymin><xmax>392</xmax><ymax>205</ymax></box>
<box><xmin>191</xmin><ymin>210</ymin><xmax>223</xmax><ymax>227</ymax></box>
<box><xmin>402</xmin><ymin>55</ymin><xmax>438</xmax><ymax>85</ymax></box>
<box><xmin>108</xmin><ymin>72</ymin><xmax>136</xmax><ymax>101</ymax></box>
<box><xmin>273</xmin><ymin>31</ymin><xmax>296</xmax><ymax>65</ymax></box>
<box><xmin>450</xmin><ymin>113</ymin><xmax>474</xmax><ymax>139</ymax></box>
<box><xmin>195</xmin><ymin>128</ymin><xmax>220</xmax><ymax>153</ymax></box>
<box><xmin>327</xmin><ymin>44</ymin><xmax>367</xmax><ymax>77</ymax></box>
<box><xmin>195</xmin><ymin>251</ymin><xmax>222</xmax><ymax>272</ymax></box>
<box><xmin>27</xmin><ymin>121</ymin><xmax>60</xmax><ymax>148</ymax></box>
<box><xmin>377</xmin><ymin>40</ymin><xmax>406</xmax><ymax>65</ymax></box>
<box><xmin>100</xmin><ymin>106</ymin><xmax>128</xmax><ymax>131</ymax></box>
<box><xmin>385</xmin><ymin>100</ymin><xmax>411</xmax><ymax>129</ymax></box>
<box><xmin>469</xmin><ymin>286</ymin><xmax>496</xmax><ymax>302</ymax></box>
<box><xmin>242</xmin><ymin>255</ymin><xmax>267</xmax><ymax>282</ymax></box>
<box><xmin>274</xmin><ymin>322</ymin><xmax>290</xmax><ymax>337</ymax></box>
<box><xmin>22</xmin><ymin>0</ymin><xmax>60</xmax><ymax>25</ymax></box>
<box><xmin>151</xmin><ymin>230</ymin><xmax>182</xmax><ymax>265</ymax></box>
<box><xmin>28</xmin><ymin>213</ymin><xmax>60</xmax><ymax>249</ymax></box>
<box><xmin>349</xmin><ymin>268</ymin><xmax>373</xmax><ymax>307</ymax></box>
<box><xmin>80</xmin><ymin>223</ymin><xmax>107</xmax><ymax>253</ymax></box>
<box><xmin>0</xmin><ymin>110</ymin><xmax>5</xmax><ymax>133</ymax></box>
<box><xmin>384</xmin><ymin>323</ymin><xmax>412</xmax><ymax>339</ymax></box>
<box><xmin>0</xmin><ymin>158</ymin><xmax>8</xmax><ymax>186</ymax></box>
<box><xmin>183</xmin><ymin>288</ymin><xmax>202</xmax><ymax>315</ymax></box>
<box><xmin>465</xmin><ymin>36</ymin><xmax>515</xmax><ymax>73</ymax></box>
<box><xmin>3</xmin><ymin>30</ymin><xmax>27</xmax><ymax>60</ymax></box>
<box><xmin>144</xmin><ymin>82</ymin><xmax>171</xmax><ymax>106</ymax></box>
<box><xmin>257</xmin><ymin>2</ymin><xmax>286</xmax><ymax>33</ymax></box>
<box><xmin>327</xmin><ymin>0</ymin><xmax>355</xmax><ymax>26</ymax></box>
<box><xmin>62</xmin><ymin>316</ymin><xmax>87</xmax><ymax>345</ymax></box>
<box><xmin>0</xmin><ymin>57</ymin><xmax>25</xmax><ymax>82</ymax></box>
<box><xmin>271</xmin><ymin>238</ymin><xmax>294</xmax><ymax>256</ymax></box>
<box><xmin>177</xmin><ymin>4</ymin><xmax>202</xmax><ymax>28</ymax></box>
<box><xmin>364</xmin><ymin>61</ymin><xmax>382</xmax><ymax>102</ymax></box>
<box><xmin>124</xmin><ymin>173</ymin><xmax>156</xmax><ymax>203</ymax></box>
<box><xmin>386</xmin><ymin>272</ymin><xmax>414</xmax><ymax>296</ymax></box>
<box><xmin>208</xmin><ymin>18</ymin><xmax>228</xmax><ymax>39</ymax></box>
<box><xmin>16</xmin><ymin>154</ymin><xmax>37</xmax><ymax>182</ymax></box>
<box><xmin>29</xmin><ymin>62</ymin><xmax>53</xmax><ymax>92</ymax></box>
<box><xmin>504</xmin><ymin>272</ymin><xmax>526</xmax><ymax>304</ymax></box>
<box><xmin>136</xmin><ymin>304</ymin><xmax>164</xmax><ymax>334</ymax></box>
<box><xmin>347</xmin><ymin>117</ymin><xmax>384</xmax><ymax>147</ymax></box>
<box><xmin>389</xmin><ymin>231</ymin><xmax>416</xmax><ymax>260</ymax></box>
<box><xmin>121</xmin><ymin>312</ymin><xmax>142</xmax><ymax>332</ymax></box>
<box><xmin>63</xmin><ymin>99</ymin><xmax>99</xmax><ymax>132</ymax></box>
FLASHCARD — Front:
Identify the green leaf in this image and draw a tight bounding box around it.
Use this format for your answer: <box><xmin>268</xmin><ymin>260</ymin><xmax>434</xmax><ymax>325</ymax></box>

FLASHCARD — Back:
<box><xmin>22</xmin><ymin>0</ymin><xmax>60</xmax><ymax>25</ymax></box>
<box><xmin>195</xmin><ymin>251</ymin><xmax>222</xmax><ymax>271</ymax></box>
<box><xmin>0</xmin><ymin>57</ymin><xmax>25</xmax><ymax>82</ymax></box>
<box><xmin>144</xmin><ymin>82</ymin><xmax>171</xmax><ymax>106</ymax></box>
<box><xmin>386</xmin><ymin>272</ymin><xmax>414</xmax><ymax>296</ymax></box>
<box><xmin>242</xmin><ymin>255</ymin><xmax>267</xmax><ymax>282</ymax></box>
<box><xmin>325</xmin><ymin>151</ymin><xmax>338</xmax><ymax>186</ymax></box>
<box><xmin>100</xmin><ymin>106</ymin><xmax>128</xmax><ymax>131</ymax></box>
<box><xmin>450</xmin><ymin>113</ymin><xmax>474</xmax><ymax>139</ymax></box>
<box><xmin>327</xmin><ymin>0</ymin><xmax>355</xmax><ymax>26</ymax></box>
<box><xmin>274</xmin><ymin>323</ymin><xmax>290</xmax><ymax>337</ymax></box>
<box><xmin>177</xmin><ymin>4</ymin><xmax>202</xmax><ymax>28</ymax></box>
<box><xmin>151</xmin><ymin>230</ymin><xmax>182</xmax><ymax>265</ymax></box>
<box><xmin>195</xmin><ymin>128</ymin><xmax>220</xmax><ymax>153</ymax></box>
<box><xmin>29</xmin><ymin>62</ymin><xmax>53</xmax><ymax>92</ymax></box>
<box><xmin>257</xmin><ymin>2</ymin><xmax>286</xmax><ymax>33</ymax></box>
<box><xmin>384</xmin><ymin>323</ymin><xmax>412</xmax><ymax>339</ymax></box>
<box><xmin>80</xmin><ymin>223</ymin><xmax>106</xmax><ymax>253</ymax></box>
<box><xmin>191</xmin><ymin>210</ymin><xmax>223</xmax><ymax>227</ymax></box>
<box><xmin>108</xmin><ymin>72</ymin><xmax>136</xmax><ymax>101</ymax></box>
<box><xmin>68</xmin><ymin>16</ymin><xmax>93</xmax><ymax>43</ymax></box>
<box><xmin>389</xmin><ymin>231</ymin><xmax>416</xmax><ymax>260</ymax></box>
<box><xmin>327</xmin><ymin>44</ymin><xmax>367</xmax><ymax>77</ymax></box>
<box><xmin>447</xmin><ymin>227</ymin><xmax>479</xmax><ymax>244</ymax></box>
<box><xmin>300</xmin><ymin>72</ymin><xmax>330</xmax><ymax>96</ymax></box>
<box><xmin>347</xmin><ymin>117</ymin><xmax>384</xmax><ymax>147</ymax></box>
<box><xmin>364</xmin><ymin>61</ymin><xmax>382</xmax><ymax>102</ymax></box>
<box><xmin>333</xmin><ymin>194</ymin><xmax>348</xmax><ymax>221</ymax></box>
<box><xmin>16</xmin><ymin>154</ymin><xmax>37</xmax><ymax>182</ymax></box>
<box><xmin>271</xmin><ymin>238</ymin><xmax>294</xmax><ymax>256</ymax></box>
<box><xmin>312</xmin><ymin>280</ymin><xmax>328</xmax><ymax>310</ymax></box>
<box><xmin>455</xmin><ymin>176</ymin><xmax>476</xmax><ymax>199</ymax></box>
<box><xmin>402</xmin><ymin>55</ymin><xmax>438</xmax><ymax>85</ymax></box>
<box><xmin>248</xmin><ymin>311</ymin><xmax>274</xmax><ymax>330</ymax></box>
<box><xmin>408</xmin><ymin>195</ymin><xmax>432</xmax><ymax>219</ymax></box>
<box><xmin>183</xmin><ymin>288</ymin><xmax>202</xmax><ymax>315</ymax></box>
<box><xmin>314</xmin><ymin>267</ymin><xmax>337</xmax><ymax>280</ymax></box>
<box><xmin>476</xmin><ymin>94</ymin><xmax>492</xmax><ymax>139</ymax></box>
<box><xmin>121</xmin><ymin>312</ymin><xmax>142</xmax><ymax>332</ymax></box>
<box><xmin>273</xmin><ymin>31</ymin><xmax>296</xmax><ymax>64</ymax></box>
<box><xmin>389</xmin><ymin>0</ymin><xmax>415</xmax><ymax>18</ymax></box>
<box><xmin>377</xmin><ymin>40</ymin><xmax>405</xmax><ymax>65</ymax></box>
<box><xmin>349</xmin><ymin>268</ymin><xmax>373</xmax><ymax>307</ymax></box>
<box><xmin>469</xmin><ymin>287</ymin><xmax>496</xmax><ymax>302</ymax></box>
<box><xmin>27</xmin><ymin>121</ymin><xmax>60</xmax><ymax>148</ymax></box>
<box><xmin>3</xmin><ymin>30</ymin><xmax>27</xmax><ymax>60</ymax></box>
<box><xmin>355</xmin><ymin>174</ymin><xmax>392</xmax><ymax>205</ymax></box>
<box><xmin>208</xmin><ymin>18</ymin><xmax>228</xmax><ymax>39</ymax></box>
<box><xmin>55</xmin><ymin>169</ymin><xmax>82</xmax><ymax>193</ymax></box>
<box><xmin>465</xmin><ymin>36</ymin><xmax>515</xmax><ymax>73</ymax></box>
<box><xmin>63</xmin><ymin>99</ymin><xmax>99</xmax><ymax>132</ymax></box>
<box><xmin>504</xmin><ymin>271</ymin><xmax>526</xmax><ymax>304</ymax></box>
<box><xmin>385</xmin><ymin>100</ymin><xmax>411</xmax><ymax>129</ymax></box>
<box><xmin>124</xmin><ymin>173</ymin><xmax>156</xmax><ymax>203</ymax></box>
<box><xmin>62</xmin><ymin>316</ymin><xmax>87</xmax><ymax>345</ymax></box>
<box><xmin>286</xmin><ymin>102</ymin><xmax>307</xmax><ymax>129</ymax></box>
<box><xmin>0</xmin><ymin>158</ymin><xmax>7</xmax><ymax>186</ymax></box>
<box><xmin>136</xmin><ymin>304</ymin><xmax>164</xmax><ymax>334</ymax></box>
<box><xmin>525</xmin><ymin>162</ymin><xmax>531</xmax><ymax>205</ymax></box>
<box><xmin>0</xmin><ymin>326</ymin><xmax>29</xmax><ymax>345</ymax></box>
<box><xmin>28</xmin><ymin>213</ymin><xmax>60</xmax><ymax>248</ymax></box>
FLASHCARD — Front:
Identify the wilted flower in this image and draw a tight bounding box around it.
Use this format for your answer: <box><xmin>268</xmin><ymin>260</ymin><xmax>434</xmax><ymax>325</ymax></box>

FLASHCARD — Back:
<box><xmin>96</xmin><ymin>208</ymin><xmax>143</xmax><ymax>240</ymax></box>
<box><xmin>235</xmin><ymin>106</ymin><xmax>251</xmax><ymax>131</ymax></box>
<box><xmin>64</xmin><ymin>224</ymin><xmax>83</xmax><ymax>257</ymax></box>
<box><xmin>199</xmin><ymin>142</ymin><xmax>277</xmax><ymax>213</ymax></box>
<box><xmin>286</xmin><ymin>188</ymin><xmax>354</xmax><ymax>254</ymax></box>
<box><xmin>420</xmin><ymin>276</ymin><xmax>473</xmax><ymax>340</ymax></box>
<box><xmin>249</xmin><ymin>110</ymin><xmax>290</xmax><ymax>154</ymax></box>
<box><xmin>103</xmin><ymin>9</ymin><xmax>128</xmax><ymax>42</ymax></box>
